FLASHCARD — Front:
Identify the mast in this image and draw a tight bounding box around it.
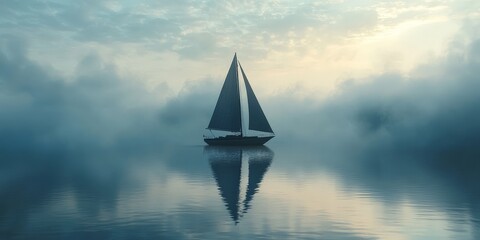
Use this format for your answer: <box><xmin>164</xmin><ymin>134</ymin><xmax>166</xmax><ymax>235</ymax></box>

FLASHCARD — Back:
<box><xmin>235</xmin><ymin>53</ymin><xmax>244</xmax><ymax>137</ymax></box>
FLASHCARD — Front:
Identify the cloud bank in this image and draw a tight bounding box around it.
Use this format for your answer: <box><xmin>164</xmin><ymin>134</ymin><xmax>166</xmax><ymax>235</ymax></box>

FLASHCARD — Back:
<box><xmin>0</xmin><ymin>36</ymin><xmax>165</xmax><ymax>156</ymax></box>
<box><xmin>1</xmin><ymin>13</ymin><xmax>480</xmax><ymax>160</ymax></box>
<box><xmin>305</xmin><ymin>37</ymin><xmax>480</xmax><ymax>158</ymax></box>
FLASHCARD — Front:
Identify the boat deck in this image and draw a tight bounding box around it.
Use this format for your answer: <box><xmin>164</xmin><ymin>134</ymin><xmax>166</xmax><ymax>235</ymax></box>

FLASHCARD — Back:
<box><xmin>204</xmin><ymin>135</ymin><xmax>274</xmax><ymax>146</ymax></box>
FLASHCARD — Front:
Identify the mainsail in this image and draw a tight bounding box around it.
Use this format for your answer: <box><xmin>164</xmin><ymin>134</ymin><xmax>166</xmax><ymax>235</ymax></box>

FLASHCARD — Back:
<box><xmin>207</xmin><ymin>54</ymin><xmax>242</xmax><ymax>132</ymax></box>
<box><xmin>207</xmin><ymin>53</ymin><xmax>274</xmax><ymax>135</ymax></box>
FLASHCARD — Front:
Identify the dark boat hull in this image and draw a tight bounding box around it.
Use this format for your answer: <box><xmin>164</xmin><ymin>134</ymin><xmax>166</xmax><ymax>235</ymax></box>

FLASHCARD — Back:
<box><xmin>204</xmin><ymin>135</ymin><xmax>274</xmax><ymax>146</ymax></box>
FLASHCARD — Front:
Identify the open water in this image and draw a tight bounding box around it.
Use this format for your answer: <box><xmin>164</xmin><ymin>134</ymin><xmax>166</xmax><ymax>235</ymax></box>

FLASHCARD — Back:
<box><xmin>0</xmin><ymin>144</ymin><xmax>478</xmax><ymax>239</ymax></box>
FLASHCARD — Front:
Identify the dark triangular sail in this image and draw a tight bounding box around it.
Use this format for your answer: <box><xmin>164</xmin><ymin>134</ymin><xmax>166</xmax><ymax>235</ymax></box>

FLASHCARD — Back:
<box><xmin>207</xmin><ymin>54</ymin><xmax>242</xmax><ymax>132</ymax></box>
<box><xmin>239</xmin><ymin>64</ymin><xmax>274</xmax><ymax>133</ymax></box>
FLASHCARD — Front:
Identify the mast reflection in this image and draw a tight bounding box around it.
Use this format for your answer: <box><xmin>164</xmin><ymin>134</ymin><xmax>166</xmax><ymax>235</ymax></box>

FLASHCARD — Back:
<box><xmin>204</xmin><ymin>146</ymin><xmax>274</xmax><ymax>224</ymax></box>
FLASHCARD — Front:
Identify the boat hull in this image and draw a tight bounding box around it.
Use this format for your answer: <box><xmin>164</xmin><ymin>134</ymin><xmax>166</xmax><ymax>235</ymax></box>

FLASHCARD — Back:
<box><xmin>204</xmin><ymin>135</ymin><xmax>274</xmax><ymax>146</ymax></box>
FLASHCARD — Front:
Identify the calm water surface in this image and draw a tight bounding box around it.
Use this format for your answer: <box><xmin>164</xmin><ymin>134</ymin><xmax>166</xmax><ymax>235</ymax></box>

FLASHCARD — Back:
<box><xmin>0</xmin><ymin>144</ymin><xmax>478</xmax><ymax>239</ymax></box>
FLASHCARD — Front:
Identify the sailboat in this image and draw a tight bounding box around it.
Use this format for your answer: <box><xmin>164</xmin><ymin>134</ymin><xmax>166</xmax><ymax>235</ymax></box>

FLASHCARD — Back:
<box><xmin>204</xmin><ymin>53</ymin><xmax>275</xmax><ymax>145</ymax></box>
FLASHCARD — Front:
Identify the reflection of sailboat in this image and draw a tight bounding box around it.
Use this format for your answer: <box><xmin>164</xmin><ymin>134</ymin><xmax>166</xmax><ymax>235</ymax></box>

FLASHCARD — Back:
<box><xmin>205</xmin><ymin>146</ymin><xmax>273</xmax><ymax>224</ymax></box>
<box><xmin>204</xmin><ymin>53</ymin><xmax>274</xmax><ymax>145</ymax></box>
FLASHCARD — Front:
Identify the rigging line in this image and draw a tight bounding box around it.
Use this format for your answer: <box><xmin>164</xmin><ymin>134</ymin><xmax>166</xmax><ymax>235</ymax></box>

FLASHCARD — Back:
<box><xmin>208</xmin><ymin>129</ymin><xmax>215</xmax><ymax>138</ymax></box>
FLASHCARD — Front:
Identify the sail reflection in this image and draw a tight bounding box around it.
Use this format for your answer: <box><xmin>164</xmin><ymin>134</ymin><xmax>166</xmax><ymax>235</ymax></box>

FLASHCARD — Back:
<box><xmin>204</xmin><ymin>146</ymin><xmax>273</xmax><ymax>224</ymax></box>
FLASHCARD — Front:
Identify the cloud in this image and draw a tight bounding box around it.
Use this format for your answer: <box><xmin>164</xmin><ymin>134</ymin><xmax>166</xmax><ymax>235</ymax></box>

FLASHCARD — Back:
<box><xmin>0</xmin><ymin>0</ymin><xmax>431</xmax><ymax>60</ymax></box>
<box><xmin>2</xmin><ymin>30</ymin><xmax>480</xmax><ymax>159</ymax></box>
<box><xmin>0</xmin><ymin>34</ymin><xmax>228</xmax><ymax>157</ymax></box>
<box><xmin>271</xmin><ymin>36</ymin><xmax>480</xmax><ymax>159</ymax></box>
<box><xmin>0</xmin><ymin>36</ymin><xmax>165</xmax><ymax>156</ymax></box>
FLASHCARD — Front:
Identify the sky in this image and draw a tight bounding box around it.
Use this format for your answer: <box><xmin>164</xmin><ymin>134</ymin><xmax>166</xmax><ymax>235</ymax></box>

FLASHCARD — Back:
<box><xmin>1</xmin><ymin>0</ymin><xmax>480</xmax><ymax>156</ymax></box>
